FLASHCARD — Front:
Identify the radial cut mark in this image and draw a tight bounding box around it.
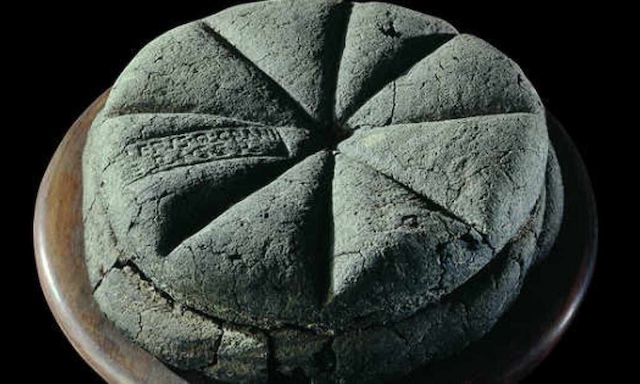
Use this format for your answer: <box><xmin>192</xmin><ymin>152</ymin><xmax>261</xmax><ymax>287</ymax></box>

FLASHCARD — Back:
<box><xmin>104</xmin><ymin>157</ymin><xmax>294</xmax><ymax>261</ymax></box>
<box><xmin>93</xmin><ymin>113</ymin><xmax>323</xmax><ymax>268</ymax></box>
<box><xmin>205</xmin><ymin>0</ymin><xmax>351</xmax><ymax>126</ymax></box>
<box><xmin>327</xmin><ymin>154</ymin><xmax>494</xmax><ymax>325</ymax></box>
<box><xmin>330</xmin><ymin>190</ymin><xmax>549</xmax><ymax>382</ymax></box>
<box><xmin>346</xmin><ymin>34</ymin><xmax>544</xmax><ymax>129</ymax></box>
<box><xmin>338</xmin><ymin>113</ymin><xmax>548</xmax><ymax>251</ymax></box>
<box><xmin>157</xmin><ymin>151</ymin><xmax>333</xmax><ymax>326</ymax></box>
<box><xmin>101</xmin><ymin>21</ymin><xmax>316</xmax><ymax>129</ymax></box>
<box><xmin>335</xmin><ymin>1</ymin><xmax>457</xmax><ymax>123</ymax></box>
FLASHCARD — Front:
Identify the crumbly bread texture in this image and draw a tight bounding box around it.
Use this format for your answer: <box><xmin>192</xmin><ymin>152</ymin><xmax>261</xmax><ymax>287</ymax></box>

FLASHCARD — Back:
<box><xmin>83</xmin><ymin>1</ymin><xmax>564</xmax><ymax>382</ymax></box>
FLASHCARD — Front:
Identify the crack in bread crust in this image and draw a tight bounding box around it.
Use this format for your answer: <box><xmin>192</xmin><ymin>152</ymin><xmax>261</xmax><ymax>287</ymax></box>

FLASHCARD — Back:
<box><xmin>83</xmin><ymin>1</ymin><xmax>561</xmax><ymax>382</ymax></box>
<box><xmin>93</xmin><ymin>154</ymin><xmax>559</xmax><ymax>382</ymax></box>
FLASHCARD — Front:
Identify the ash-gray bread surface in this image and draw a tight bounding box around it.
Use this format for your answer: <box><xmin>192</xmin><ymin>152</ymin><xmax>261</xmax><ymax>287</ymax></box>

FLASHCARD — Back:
<box><xmin>83</xmin><ymin>0</ymin><xmax>564</xmax><ymax>382</ymax></box>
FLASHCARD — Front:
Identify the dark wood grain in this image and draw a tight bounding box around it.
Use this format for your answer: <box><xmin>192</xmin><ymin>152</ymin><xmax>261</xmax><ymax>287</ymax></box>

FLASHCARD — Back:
<box><xmin>33</xmin><ymin>91</ymin><xmax>187</xmax><ymax>384</ymax></box>
<box><xmin>399</xmin><ymin>114</ymin><xmax>598</xmax><ymax>383</ymax></box>
<box><xmin>33</xmin><ymin>93</ymin><xmax>597</xmax><ymax>384</ymax></box>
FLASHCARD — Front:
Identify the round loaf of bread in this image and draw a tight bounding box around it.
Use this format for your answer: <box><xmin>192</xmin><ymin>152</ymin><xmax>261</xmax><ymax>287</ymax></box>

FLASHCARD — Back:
<box><xmin>82</xmin><ymin>0</ymin><xmax>564</xmax><ymax>382</ymax></box>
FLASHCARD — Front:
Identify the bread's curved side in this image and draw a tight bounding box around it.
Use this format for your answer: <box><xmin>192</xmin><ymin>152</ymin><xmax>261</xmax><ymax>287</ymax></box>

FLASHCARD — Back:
<box><xmin>81</xmin><ymin>1</ymin><xmax>564</xmax><ymax>382</ymax></box>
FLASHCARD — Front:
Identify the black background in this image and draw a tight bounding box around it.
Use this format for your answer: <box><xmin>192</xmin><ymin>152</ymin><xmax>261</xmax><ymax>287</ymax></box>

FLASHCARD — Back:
<box><xmin>22</xmin><ymin>1</ymin><xmax>612</xmax><ymax>382</ymax></box>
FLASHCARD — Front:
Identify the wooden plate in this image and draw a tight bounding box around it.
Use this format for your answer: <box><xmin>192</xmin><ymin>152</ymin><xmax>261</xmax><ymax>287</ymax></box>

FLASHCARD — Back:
<box><xmin>33</xmin><ymin>91</ymin><xmax>597</xmax><ymax>384</ymax></box>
